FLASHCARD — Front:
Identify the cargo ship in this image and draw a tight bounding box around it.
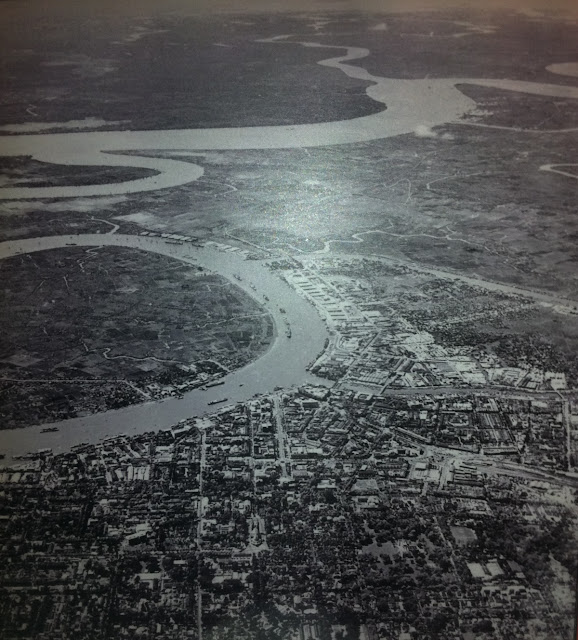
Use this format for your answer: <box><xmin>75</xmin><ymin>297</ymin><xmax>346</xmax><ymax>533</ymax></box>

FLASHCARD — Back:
<box><xmin>208</xmin><ymin>398</ymin><xmax>228</xmax><ymax>406</ymax></box>
<box><xmin>205</xmin><ymin>380</ymin><xmax>225</xmax><ymax>388</ymax></box>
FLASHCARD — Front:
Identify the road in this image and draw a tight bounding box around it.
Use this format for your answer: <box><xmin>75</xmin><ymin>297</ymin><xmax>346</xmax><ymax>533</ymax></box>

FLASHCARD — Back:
<box><xmin>272</xmin><ymin>394</ymin><xmax>290</xmax><ymax>478</ymax></box>
<box><xmin>558</xmin><ymin>394</ymin><xmax>573</xmax><ymax>472</ymax></box>
<box><xmin>341</xmin><ymin>382</ymin><xmax>576</xmax><ymax>400</ymax></box>
<box><xmin>196</xmin><ymin>429</ymin><xmax>206</xmax><ymax>640</ymax></box>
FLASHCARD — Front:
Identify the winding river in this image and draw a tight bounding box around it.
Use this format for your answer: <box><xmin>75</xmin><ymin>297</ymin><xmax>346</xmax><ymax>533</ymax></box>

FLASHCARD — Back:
<box><xmin>0</xmin><ymin>37</ymin><xmax>577</xmax><ymax>461</ymax></box>
<box><xmin>0</xmin><ymin>38</ymin><xmax>577</xmax><ymax>200</ymax></box>
<box><xmin>0</xmin><ymin>235</ymin><xmax>329</xmax><ymax>462</ymax></box>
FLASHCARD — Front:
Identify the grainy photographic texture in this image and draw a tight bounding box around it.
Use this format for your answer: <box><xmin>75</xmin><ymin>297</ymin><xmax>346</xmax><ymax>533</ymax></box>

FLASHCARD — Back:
<box><xmin>0</xmin><ymin>2</ymin><xmax>577</xmax><ymax>638</ymax></box>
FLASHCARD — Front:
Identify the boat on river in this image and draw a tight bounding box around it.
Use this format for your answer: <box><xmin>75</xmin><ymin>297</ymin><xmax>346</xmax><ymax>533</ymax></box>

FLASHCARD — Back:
<box><xmin>205</xmin><ymin>380</ymin><xmax>225</xmax><ymax>388</ymax></box>
<box><xmin>208</xmin><ymin>398</ymin><xmax>228</xmax><ymax>406</ymax></box>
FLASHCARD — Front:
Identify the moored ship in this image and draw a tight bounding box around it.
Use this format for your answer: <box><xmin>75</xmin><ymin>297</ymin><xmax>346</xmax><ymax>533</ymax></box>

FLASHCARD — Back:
<box><xmin>208</xmin><ymin>398</ymin><xmax>228</xmax><ymax>406</ymax></box>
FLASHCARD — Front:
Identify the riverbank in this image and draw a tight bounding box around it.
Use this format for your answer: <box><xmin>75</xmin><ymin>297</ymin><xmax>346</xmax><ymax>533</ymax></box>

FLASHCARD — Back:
<box><xmin>0</xmin><ymin>234</ymin><xmax>329</xmax><ymax>464</ymax></box>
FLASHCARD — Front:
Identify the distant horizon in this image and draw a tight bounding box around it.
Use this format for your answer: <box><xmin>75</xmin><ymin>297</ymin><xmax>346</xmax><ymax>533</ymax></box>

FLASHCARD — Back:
<box><xmin>1</xmin><ymin>0</ymin><xmax>578</xmax><ymax>19</ymax></box>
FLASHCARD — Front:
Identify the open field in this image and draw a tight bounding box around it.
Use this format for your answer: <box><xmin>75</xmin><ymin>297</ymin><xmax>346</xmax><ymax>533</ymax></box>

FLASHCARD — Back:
<box><xmin>0</xmin><ymin>246</ymin><xmax>273</xmax><ymax>427</ymax></box>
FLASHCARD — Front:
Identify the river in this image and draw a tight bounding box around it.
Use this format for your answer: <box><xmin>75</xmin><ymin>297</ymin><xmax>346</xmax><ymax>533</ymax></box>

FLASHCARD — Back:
<box><xmin>1</xmin><ymin>37</ymin><xmax>576</xmax><ymax>200</ymax></box>
<box><xmin>0</xmin><ymin>234</ymin><xmax>329</xmax><ymax>463</ymax></box>
<box><xmin>0</xmin><ymin>38</ymin><xmax>576</xmax><ymax>459</ymax></box>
